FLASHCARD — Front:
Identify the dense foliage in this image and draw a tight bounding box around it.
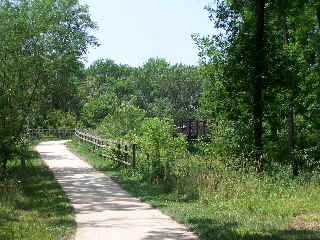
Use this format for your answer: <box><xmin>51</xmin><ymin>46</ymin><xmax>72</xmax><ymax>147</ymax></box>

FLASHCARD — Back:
<box><xmin>194</xmin><ymin>0</ymin><xmax>320</xmax><ymax>175</ymax></box>
<box><xmin>77</xmin><ymin>59</ymin><xmax>203</xmax><ymax>184</ymax></box>
<box><xmin>0</xmin><ymin>0</ymin><xmax>97</xmax><ymax>175</ymax></box>
<box><xmin>78</xmin><ymin>58</ymin><xmax>203</xmax><ymax>128</ymax></box>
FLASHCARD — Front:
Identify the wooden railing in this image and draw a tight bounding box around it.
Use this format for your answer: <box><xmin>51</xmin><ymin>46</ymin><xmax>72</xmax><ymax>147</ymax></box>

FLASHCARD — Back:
<box><xmin>74</xmin><ymin>129</ymin><xmax>136</xmax><ymax>168</ymax></box>
<box><xmin>176</xmin><ymin>120</ymin><xmax>208</xmax><ymax>139</ymax></box>
<box><xmin>26</xmin><ymin>128</ymin><xmax>75</xmax><ymax>139</ymax></box>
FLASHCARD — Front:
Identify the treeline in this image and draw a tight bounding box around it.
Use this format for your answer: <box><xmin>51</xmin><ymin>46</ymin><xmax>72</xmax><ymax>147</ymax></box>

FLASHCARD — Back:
<box><xmin>25</xmin><ymin>57</ymin><xmax>203</xmax><ymax>131</ymax></box>
<box><xmin>78</xmin><ymin>58</ymin><xmax>203</xmax><ymax>128</ymax></box>
<box><xmin>28</xmin><ymin>57</ymin><xmax>203</xmax><ymax>139</ymax></box>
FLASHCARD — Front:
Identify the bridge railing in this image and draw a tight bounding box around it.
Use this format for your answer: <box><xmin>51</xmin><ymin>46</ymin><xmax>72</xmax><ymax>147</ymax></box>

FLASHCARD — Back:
<box><xmin>74</xmin><ymin>129</ymin><xmax>136</xmax><ymax>168</ymax></box>
<box><xmin>26</xmin><ymin>128</ymin><xmax>75</xmax><ymax>140</ymax></box>
<box><xmin>176</xmin><ymin>120</ymin><xmax>209</xmax><ymax>139</ymax></box>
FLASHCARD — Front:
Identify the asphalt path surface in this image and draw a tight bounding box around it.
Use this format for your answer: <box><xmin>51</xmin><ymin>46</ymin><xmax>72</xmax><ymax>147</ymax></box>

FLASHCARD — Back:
<box><xmin>36</xmin><ymin>140</ymin><xmax>199</xmax><ymax>240</ymax></box>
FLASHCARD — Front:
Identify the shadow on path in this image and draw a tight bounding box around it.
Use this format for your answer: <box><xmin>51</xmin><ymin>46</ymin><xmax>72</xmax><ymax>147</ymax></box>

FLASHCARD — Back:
<box><xmin>36</xmin><ymin>140</ymin><xmax>199</xmax><ymax>240</ymax></box>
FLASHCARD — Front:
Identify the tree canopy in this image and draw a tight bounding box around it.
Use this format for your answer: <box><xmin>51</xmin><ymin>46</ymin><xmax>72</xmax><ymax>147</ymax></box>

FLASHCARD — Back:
<box><xmin>0</xmin><ymin>0</ymin><xmax>97</xmax><ymax>174</ymax></box>
<box><xmin>195</xmin><ymin>0</ymin><xmax>320</xmax><ymax>174</ymax></box>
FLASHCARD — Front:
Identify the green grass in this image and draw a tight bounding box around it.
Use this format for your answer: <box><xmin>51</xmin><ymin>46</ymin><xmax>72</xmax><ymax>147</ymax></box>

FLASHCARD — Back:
<box><xmin>0</xmin><ymin>148</ymin><xmax>76</xmax><ymax>240</ymax></box>
<box><xmin>68</xmin><ymin>139</ymin><xmax>320</xmax><ymax>240</ymax></box>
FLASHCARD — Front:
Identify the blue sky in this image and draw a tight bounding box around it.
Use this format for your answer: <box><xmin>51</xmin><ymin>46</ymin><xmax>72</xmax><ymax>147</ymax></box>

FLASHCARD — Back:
<box><xmin>79</xmin><ymin>0</ymin><xmax>214</xmax><ymax>67</ymax></box>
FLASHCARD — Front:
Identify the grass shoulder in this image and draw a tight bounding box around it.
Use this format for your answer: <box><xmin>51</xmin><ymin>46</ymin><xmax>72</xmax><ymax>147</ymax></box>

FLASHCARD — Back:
<box><xmin>67</xmin><ymin>139</ymin><xmax>320</xmax><ymax>240</ymax></box>
<box><xmin>0</xmin><ymin>145</ymin><xmax>76</xmax><ymax>240</ymax></box>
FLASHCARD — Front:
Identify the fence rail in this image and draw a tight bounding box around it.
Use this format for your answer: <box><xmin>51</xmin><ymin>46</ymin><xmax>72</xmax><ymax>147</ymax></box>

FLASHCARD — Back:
<box><xmin>74</xmin><ymin>129</ymin><xmax>136</xmax><ymax>168</ymax></box>
<box><xmin>26</xmin><ymin>128</ymin><xmax>75</xmax><ymax>139</ymax></box>
<box><xmin>176</xmin><ymin>120</ymin><xmax>208</xmax><ymax>139</ymax></box>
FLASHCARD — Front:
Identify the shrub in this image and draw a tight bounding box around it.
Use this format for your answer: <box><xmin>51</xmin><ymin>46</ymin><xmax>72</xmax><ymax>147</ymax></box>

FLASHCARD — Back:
<box><xmin>97</xmin><ymin>104</ymin><xmax>145</xmax><ymax>140</ymax></box>
<box><xmin>81</xmin><ymin>93</ymin><xmax>119</xmax><ymax>128</ymax></box>
<box><xmin>134</xmin><ymin>117</ymin><xmax>187</xmax><ymax>185</ymax></box>
<box><xmin>47</xmin><ymin>110</ymin><xmax>77</xmax><ymax>129</ymax></box>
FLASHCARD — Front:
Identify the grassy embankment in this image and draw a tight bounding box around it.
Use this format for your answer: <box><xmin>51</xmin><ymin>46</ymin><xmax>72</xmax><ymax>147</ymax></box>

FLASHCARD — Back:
<box><xmin>68</xmin><ymin>138</ymin><xmax>320</xmax><ymax>240</ymax></box>
<box><xmin>0</xmin><ymin>146</ymin><xmax>76</xmax><ymax>240</ymax></box>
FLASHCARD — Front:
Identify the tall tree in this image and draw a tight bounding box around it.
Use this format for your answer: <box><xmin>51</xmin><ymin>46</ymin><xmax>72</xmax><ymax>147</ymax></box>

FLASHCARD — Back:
<box><xmin>253</xmin><ymin>0</ymin><xmax>266</xmax><ymax>171</ymax></box>
<box><xmin>194</xmin><ymin>0</ymin><xmax>270</xmax><ymax>170</ymax></box>
<box><xmin>0</xmin><ymin>0</ymin><xmax>97</xmax><ymax>173</ymax></box>
<box><xmin>197</xmin><ymin>0</ymin><xmax>320</xmax><ymax>174</ymax></box>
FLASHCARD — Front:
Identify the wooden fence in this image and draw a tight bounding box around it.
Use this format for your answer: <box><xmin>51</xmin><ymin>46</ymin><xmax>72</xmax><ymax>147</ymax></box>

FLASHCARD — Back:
<box><xmin>176</xmin><ymin>120</ymin><xmax>208</xmax><ymax>139</ymax></box>
<box><xmin>74</xmin><ymin>129</ymin><xmax>136</xmax><ymax>168</ymax></box>
<box><xmin>26</xmin><ymin>128</ymin><xmax>75</xmax><ymax>139</ymax></box>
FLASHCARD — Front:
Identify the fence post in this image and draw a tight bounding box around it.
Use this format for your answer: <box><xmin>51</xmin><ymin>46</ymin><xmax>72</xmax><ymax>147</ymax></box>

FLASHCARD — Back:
<box><xmin>196</xmin><ymin>120</ymin><xmax>199</xmax><ymax>137</ymax></box>
<box><xmin>92</xmin><ymin>136</ymin><xmax>96</xmax><ymax>152</ymax></box>
<box><xmin>93</xmin><ymin>138</ymin><xmax>96</xmax><ymax>151</ymax></box>
<box><xmin>188</xmin><ymin>120</ymin><xmax>192</xmax><ymax>138</ymax></box>
<box><xmin>132</xmin><ymin>144</ymin><xmax>136</xmax><ymax>168</ymax></box>
<box><xmin>117</xmin><ymin>144</ymin><xmax>121</xmax><ymax>162</ymax></box>
<box><xmin>181</xmin><ymin>120</ymin><xmax>184</xmax><ymax>133</ymax></box>
<box><xmin>125</xmin><ymin>145</ymin><xmax>128</xmax><ymax>163</ymax></box>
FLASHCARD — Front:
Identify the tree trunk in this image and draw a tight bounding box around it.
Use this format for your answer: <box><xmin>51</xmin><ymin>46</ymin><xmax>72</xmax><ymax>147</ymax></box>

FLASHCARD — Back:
<box><xmin>0</xmin><ymin>153</ymin><xmax>9</xmax><ymax>180</ymax></box>
<box><xmin>21</xmin><ymin>155</ymin><xmax>26</xmax><ymax>168</ymax></box>
<box><xmin>317</xmin><ymin>6</ymin><xmax>320</xmax><ymax>27</ymax></box>
<box><xmin>288</xmin><ymin>103</ymin><xmax>297</xmax><ymax>176</ymax></box>
<box><xmin>283</xmin><ymin>16</ymin><xmax>298</xmax><ymax>176</ymax></box>
<box><xmin>254</xmin><ymin>0</ymin><xmax>266</xmax><ymax>172</ymax></box>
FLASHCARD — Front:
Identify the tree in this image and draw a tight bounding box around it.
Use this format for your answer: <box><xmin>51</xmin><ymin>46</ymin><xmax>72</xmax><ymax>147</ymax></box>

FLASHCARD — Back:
<box><xmin>79</xmin><ymin>58</ymin><xmax>203</xmax><ymax>130</ymax></box>
<box><xmin>253</xmin><ymin>0</ymin><xmax>266</xmax><ymax>171</ymax></box>
<box><xmin>194</xmin><ymin>0</ymin><xmax>269</xmax><ymax>169</ymax></box>
<box><xmin>0</xmin><ymin>0</ymin><xmax>97</xmax><ymax>173</ymax></box>
<box><xmin>196</xmin><ymin>0</ymin><xmax>320</xmax><ymax>174</ymax></box>
<box><xmin>134</xmin><ymin>58</ymin><xmax>202</xmax><ymax>121</ymax></box>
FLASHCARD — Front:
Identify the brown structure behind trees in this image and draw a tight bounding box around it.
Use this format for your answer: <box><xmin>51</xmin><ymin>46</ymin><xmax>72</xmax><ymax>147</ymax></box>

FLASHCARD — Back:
<box><xmin>175</xmin><ymin>120</ymin><xmax>209</xmax><ymax>140</ymax></box>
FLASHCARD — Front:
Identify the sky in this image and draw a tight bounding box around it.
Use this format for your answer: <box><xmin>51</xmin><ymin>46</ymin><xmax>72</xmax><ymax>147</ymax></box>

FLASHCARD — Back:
<box><xmin>79</xmin><ymin>0</ymin><xmax>215</xmax><ymax>67</ymax></box>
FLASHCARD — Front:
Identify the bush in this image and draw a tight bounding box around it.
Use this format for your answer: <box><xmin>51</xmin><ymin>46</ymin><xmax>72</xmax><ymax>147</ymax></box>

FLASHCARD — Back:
<box><xmin>97</xmin><ymin>104</ymin><xmax>145</xmax><ymax>140</ymax></box>
<box><xmin>47</xmin><ymin>110</ymin><xmax>77</xmax><ymax>129</ymax></box>
<box><xmin>81</xmin><ymin>93</ymin><xmax>119</xmax><ymax>128</ymax></box>
<box><xmin>0</xmin><ymin>132</ymin><xmax>30</xmax><ymax>178</ymax></box>
<box><xmin>134</xmin><ymin>117</ymin><xmax>187</xmax><ymax>185</ymax></box>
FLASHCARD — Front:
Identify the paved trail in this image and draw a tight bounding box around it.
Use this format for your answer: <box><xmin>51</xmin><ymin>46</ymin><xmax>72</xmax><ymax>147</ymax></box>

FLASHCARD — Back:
<box><xmin>36</xmin><ymin>140</ymin><xmax>199</xmax><ymax>240</ymax></box>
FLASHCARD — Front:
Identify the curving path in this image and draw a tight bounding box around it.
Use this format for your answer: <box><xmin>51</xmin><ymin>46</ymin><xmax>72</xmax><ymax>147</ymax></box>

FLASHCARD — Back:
<box><xmin>36</xmin><ymin>140</ymin><xmax>199</xmax><ymax>240</ymax></box>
